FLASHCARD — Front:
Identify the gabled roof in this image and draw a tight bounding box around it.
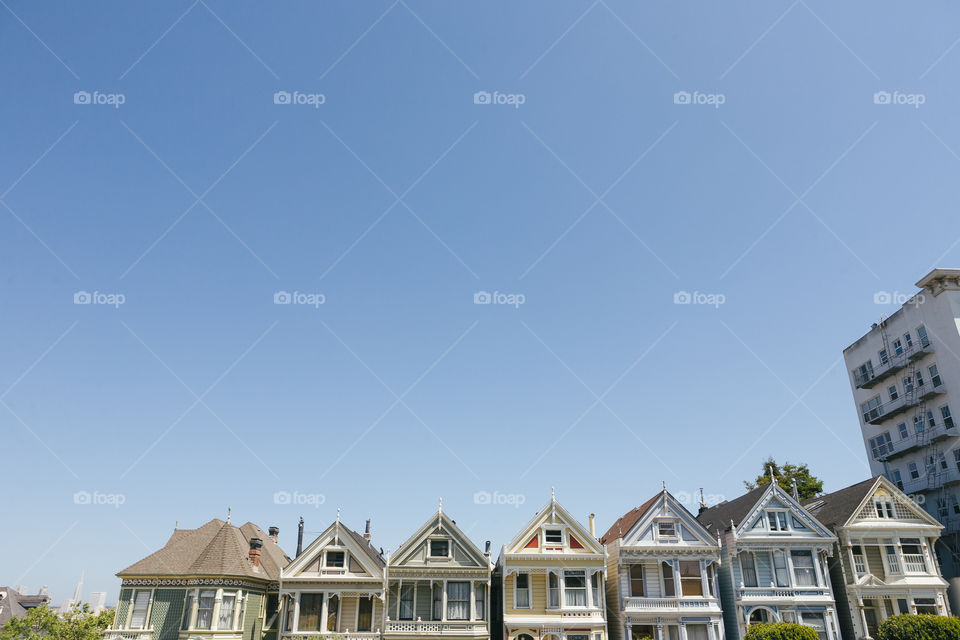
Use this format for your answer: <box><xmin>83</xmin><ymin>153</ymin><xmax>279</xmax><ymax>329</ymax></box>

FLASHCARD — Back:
<box><xmin>117</xmin><ymin>518</ymin><xmax>290</xmax><ymax>581</ymax></box>
<box><xmin>390</xmin><ymin>508</ymin><xmax>491</xmax><ymax>569</ymax></box>
<box><xmin>695</xmin><ymin>485</ymin><xmax>768</xmax><ymax>537</ymax></box>
<box><xmin>0</xmin><ymin>587</ymin><xmax>45</xmax><ymax>626</ymax></box>
<box><xmin>801</xmin><ymin>477</ymin><xmax>878</xmax><ymax>530</ymax></box>
<box><xmin>284</xmin><ymin>519</ymin><xmax>385</xmax><ymax>577</ymax></box>
<box><xmin>600</xmin><ymin>492</ymin><xmax>661</xmax><ymax>544</ymax></box>
<box><xmin>502</xmin><ymin>494</ymin><xmax>604</xmax><ymax>556</ymax></box>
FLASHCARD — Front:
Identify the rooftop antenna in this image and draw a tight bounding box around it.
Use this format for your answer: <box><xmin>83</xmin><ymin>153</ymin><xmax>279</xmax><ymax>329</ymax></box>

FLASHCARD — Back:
<box><xmin>662</xmin><ymin>480</ymin><xmax>666</xmax><ymax>491</ymax></box>
<box><xmin>699</xmin><ymin>488</ymin><xmax>707</xmax><ymax>510</ymax></box>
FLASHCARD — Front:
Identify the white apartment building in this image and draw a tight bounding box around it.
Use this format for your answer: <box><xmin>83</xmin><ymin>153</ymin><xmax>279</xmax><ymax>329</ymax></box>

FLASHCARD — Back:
<box><xmin>843</xmin><ymin>268</ymin><xmax>960</xmax><ymax>607</ymax></box>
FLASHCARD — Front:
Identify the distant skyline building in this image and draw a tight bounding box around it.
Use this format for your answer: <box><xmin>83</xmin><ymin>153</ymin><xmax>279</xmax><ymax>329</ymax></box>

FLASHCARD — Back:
<box><xmin>843</xmin><ymin>268</ymin><xmax>960</xmax><ymax>607</ymax></box>
<box><xmin>89</xmin><ymin>592</ymin><xmax>106</xmax><ymax>614</ymax></box>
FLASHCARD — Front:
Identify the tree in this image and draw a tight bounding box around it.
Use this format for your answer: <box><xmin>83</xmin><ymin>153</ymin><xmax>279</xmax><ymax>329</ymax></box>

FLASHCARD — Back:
<box><xmin>0</xmin><ymin>604</ymin><xmax>114</xmax><ymax>640</ymax></box>
<box><xmin>745</xmin><ymin>457</ymin><xmax>823</xmax><ymax>500</ymax></box>
<box><xmin>744</xmin><ymin>623</ymin><xmax>819</xmax><ymax>640</ymax></box>
<box><xmin>876</xmin><ymin>613</ymin><xmax>960</xmax><ymax>640</ymax></box>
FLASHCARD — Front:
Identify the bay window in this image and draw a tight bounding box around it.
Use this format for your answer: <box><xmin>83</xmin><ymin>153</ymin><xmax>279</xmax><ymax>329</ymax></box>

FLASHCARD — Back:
<box><xmin>432</xmin><ymin>583</ymin><xmax>442</xmax><ymax>620</ymax></box>
<box><xmin>475</xmin><ymin>583</ymin><xmax>486</xmax><ymax>619</ymax></box>
<box><xmin>326</xmin><ymin>595</ymin><xmax>338</xmax><ymax>632</ymax></box>
<box><xmin>196</xmin><ymin>591</ymin><xmax>216</xmax><ymax>630</ymax></box>
<box><xmin>357</xmin><ymin>597</ymin><xmax>373</xmax><ymax>632</ymax></box>
<box><xmin>661</xmin><ymin>562</ymin><xmax>676</xmax><ymax>597</ymax></box>
<box><xmin>548</xmin><ymin>573</ymin><xmax>559</xmax><ymax>608</ymax></box>
<box><xmin>791</xmin><ymin>551</ymin><xmax>817</xmax><ymax>586</ymax></box>
<box><xmin>129</xmin><ymin>590</ymin><xmax>151</xmax><ymax>630</ymax></box>
<box><xmin>447</xmin><ymin>582</ymin><xmax>469</xmax><ymax>620</ymax></box>
<box><xmin>591</xmin><ymin>572</ymin><xmax>600</xmax><ymax>605</ymax></box>
<box><xmin>629</xmin><ymin>565</ymin><xmax>644</xmax><ymax>597</ymax></box>
<box><xmin>740</xmin><ymin>553</ymin><xmax>758</xmax><ymax>587</ymax></box>
<box><xmin>299</xmin><ymin>593</ymin><xmax>323</xmax><ymax>631</ymax></box>
<box><xmin>398</xmin><ymin>585</ymin><xmax>414</xmax><ymax>620</ymax></box>
<box><xmin>217</xmin><ymin>592</ymin><xmax>236</xmax><ymax>630</ymax></box>
<box><xmin>772</xmin><ymin>551</ymin><xmax>789</xmax><ymax>587</ymax></box>
<box><xmin>564</xmin><ymin>571</ymin><xmax>587</xmax><ymax>606</ymax></box>
<box><xmin>679</xmin><ymin>561</ymin><xmax>702</xmax><ymax>596</ymax></box>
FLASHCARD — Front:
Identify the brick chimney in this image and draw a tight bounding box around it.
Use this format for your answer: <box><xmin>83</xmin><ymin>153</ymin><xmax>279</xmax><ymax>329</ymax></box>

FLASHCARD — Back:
<box><xmin>249</xmin><ymin>538</ymin><xmax>263</xmax><ymax>567</ymax></box>
<box><xmin>268</xmin><ymin>526</ymin><xmax>279</xmax><ymax>543</ymax></box>
<box><xmin>364</xmin><ymin>519</ymin><xmax>372</xmax><ymax>540</ymax></box>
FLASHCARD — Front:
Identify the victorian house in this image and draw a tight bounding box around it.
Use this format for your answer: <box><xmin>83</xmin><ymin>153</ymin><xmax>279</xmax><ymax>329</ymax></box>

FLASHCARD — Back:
<box><xmin>278</xmin><ymin>515</ymin><xmax>386</xmax><ymax>640</ymax></box>
<box><xmin>696</xmin><ymin>483</ymin><xmax>840</xmax><ymax>640</ymax></box>
<box><xmin>493</xmin><ymin>492</ymin><xmax>608</xmax><ymax>640</ymax></box>
<box><xmin>105</xmin><ymin>517</ymin><xmax>290</xmax><ymax>640</ymax></box>
<box><xmin>802</xmin><ymin>476</ymin><xmax>951</xmax><ymax>639</ymax></box>
<box><xmin>384</xmin><ymin>504</ymin><xmax>493</xmax><ymax>640</ymax></box>
<box><xmin>601</xmin><ymin>490</ymin><xmax>724</xmax><ymax>640</ymax></box>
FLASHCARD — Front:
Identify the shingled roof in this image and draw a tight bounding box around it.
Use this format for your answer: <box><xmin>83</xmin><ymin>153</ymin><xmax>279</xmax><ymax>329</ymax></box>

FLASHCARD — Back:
<box><xmin>117</xmin><ymin>519</ymin><xmax>290</xmax><ymax>581</ymax></box>
<box><xmin>802</xmin><ymin>477</ymin><xmax>880</xmax><ymax>531</ymax></box>
<box><xmin>340</xmin><ymin>524</ymin><xmax>386</xmax><ymax>568</ymax></box>
<box><xmin>695</xmin><ymin>485</ymin><xmax>769</xmax><ymax>537</ymax></box>
<box><xmin>599</xmin><ymin>492</ymin><xmax>662</xmax><ymax>544</ymax></box>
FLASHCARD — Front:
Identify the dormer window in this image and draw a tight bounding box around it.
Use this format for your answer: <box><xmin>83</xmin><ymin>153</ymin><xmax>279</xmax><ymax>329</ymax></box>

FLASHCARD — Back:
<box><xmin>326</xmin><ymin>551</ymin><xmax>345</xmax><ymax>567</ymax></box>
<box><xmin>658</xmin><ymin>521</ymin><xmax>677</xmax><ymax>538</ymax></box>
<box><xmin>875</xmin><ymin>499</ymin><xmax>895</xmax><ymax>518</ymax></box>
<box><xmin>767</xmin><ymin>511</ymin><xmax>788</xmax><ymax>531</ymax></box>
<box><xmin>429</xmin><ymin>540</ymin><xmax>450</xmax><ymax>557</ymax></box>
<box><xmin>545</xmin><ymin>529</ymin><xmax>563</xmax><ymax>545</ymax></box>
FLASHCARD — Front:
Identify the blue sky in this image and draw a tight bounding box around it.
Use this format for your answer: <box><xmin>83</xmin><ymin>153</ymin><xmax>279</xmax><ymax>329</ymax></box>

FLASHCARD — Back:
<box><xmin>4</xmin><ymin>0</ymin><xmax>960</xmax><ymax>605</ymax></box>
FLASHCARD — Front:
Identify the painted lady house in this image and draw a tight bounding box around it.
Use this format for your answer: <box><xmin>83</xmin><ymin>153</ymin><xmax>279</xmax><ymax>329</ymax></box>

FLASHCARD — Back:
<box><xmin>493</xmin><ymin>492</ymin><xmax>608</xmax><ymax>640</ymax></box>
<box><xmin>802</xmin><ymin>476</ymin><xmax>951</xmax><ymax>639</ymax></box>
<box><xmin>601</xmin><ymin>489</ymin><xmax>724</xmax><ymax>640</ymax></box>
<box><xmin>383</xmin><ymin>503</ymin><xmax>493</xmax><ymax>640</ymax></box>
<box><xmin>696</xmin><ymin>483</ymin><xmax>840</xmax><ymax>640</ymax></box>
<box><xmin>277</xmin><ymin>515</ymin><xmax>386</xmax><ymax>640</ymax></box>
<box><xmin>105</xmin><ymin>517</ymin><xmax>289</xmax><ymax>640</ymax></box>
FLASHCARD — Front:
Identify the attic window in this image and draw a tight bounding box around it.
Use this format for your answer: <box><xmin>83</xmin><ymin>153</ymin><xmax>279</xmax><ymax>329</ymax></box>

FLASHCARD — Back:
<box><xmin>658</xmin><ymin>521</ymin><xmax>677</xmax><ymax>538</ymax></box>
<box><xmin>545</xmin><ymin>529</ymin><xmax>563</xmax><ymax>545</ymax></box>
<box><xmin>326</xmin><ymin>551</ymin><xmax>345</xmax><ymax>567</ymax></box>
<box><xmin>875</xmin><ymin>499</ymin><xmax>895</xmax><ymax>519</ymax></box>
<box><xmin>430</xmin><ymin>540</ymin><xmax>450</xmax><ymax>557</ymax></box>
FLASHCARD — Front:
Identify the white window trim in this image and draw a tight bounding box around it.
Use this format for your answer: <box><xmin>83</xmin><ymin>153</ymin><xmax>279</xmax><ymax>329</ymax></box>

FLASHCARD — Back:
<box><xmin>427</xmin><ymin>537</ymin><xmax>453</xmax><ymax>560</ymax></box>
<box><xmin>513</xmin><ymin>572</ymin><xmax>532</xmax><ymax>609</ymax></box>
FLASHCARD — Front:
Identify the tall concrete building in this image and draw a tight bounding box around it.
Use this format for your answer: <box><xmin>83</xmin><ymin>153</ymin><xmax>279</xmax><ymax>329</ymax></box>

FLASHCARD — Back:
<box><xmin>843</xmin><ymin>268</ymin><xmax>960</xmax><ymax>603</ymax></box>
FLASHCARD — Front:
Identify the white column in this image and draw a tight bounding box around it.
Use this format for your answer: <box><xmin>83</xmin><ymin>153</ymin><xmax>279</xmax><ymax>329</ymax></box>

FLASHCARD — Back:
<box><xmin>625</xmin><ymin>624</ymin><xmax>632</xmax><ymax>640</ymax></box>
<box><xmin>321</xmin><ymin>593</ymin><xmax>330</xmax><ymax>632</ymax></box>
<box><xmin>470</xmin><ymin>582</ymin><xmax>476</xmax><ymax>620</ymax></box>
<box><xmin>293</xmin><ymin>592</ymin><xmax>301</xmax><ymax>632</ymax></box>
<box><xmin>188</xmin><ymin>589</ymin><xmax>199</xmax><ymax>630</ymax></box>
<box><xmin>212</xmin><ymin>589</ymin><xmax>223</xmax><ymax>631</ymax></box>
<box><xmin>813</xmin><ymin>551</ymin><xmax>826</xmax><ymax>587</ymax></box>
<box><xmin>678</xmin><ymin>622</ymin><xmax>688</xmax><ymax>640</ymax></box>
<box><xmin>559</xmin><ymin>571</ymin><xmax>565</xmax><ymax>608</ymax></box>
<box><xmin>233</xmin><ymin>591</ymin><xmax>243</xmax><ymax>631</ymax></box>
<box><xmin>673</xmin><ymin>560</ymin><xmax>682</xmax><ymax>597</ymax></box>
<box><xmin>700</xmin><ymin>560</ymin><xmax>709</xmax><ymax>596</ymax></box>
<box><xmin>442</xmin><ymin>580</ymin><xmax>448</xmax><ymax>621</ymax></box>
<box><xmin>586</xmin><ymin>572</ymin><xmax>594</xmax><ymax>609</ymax></box>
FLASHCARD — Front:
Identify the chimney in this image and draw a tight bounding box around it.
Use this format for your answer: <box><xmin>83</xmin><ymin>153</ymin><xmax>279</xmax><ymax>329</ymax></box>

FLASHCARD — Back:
<box><xmin>249</xmin><ymin>538</ymin><xmax>263</xmax><ymax>567</ymax></box>
<box><xmin>589</xmin><ymin>514</ymin><xmax>596</xmax><ymax>538</ymax></box>
<box><xmin>268</xmin><ymin>526</ymin><xmax>279</xmax><ymax>543</ymax></box>
<box><xmin>698</xmin><ymin>488</ymin><xmax>708</xmax><ymax>516</ymax></box>
<box><xmin>297</xmin><ymin>517</ymin><xmax>304</xmax><ymax>557</ymax></box>
<box><xmin>484</xmin><ymin>540</ymin><xmax>491</xmax><ymax>557</ymax></box>
<box><xmin>364</xmin><ymin>519</ymin><xmax>372</xmax><ymax>540</ymax></box>
<box><xmin>791</xmin><ymin>478</ymin><xmax>800</xmax><ymax>501</ymax></box>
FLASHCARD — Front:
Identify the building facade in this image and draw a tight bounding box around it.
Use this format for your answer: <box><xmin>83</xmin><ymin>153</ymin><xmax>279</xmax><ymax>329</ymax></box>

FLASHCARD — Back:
<box><xmin>495</xmin><ymin>493</ymin><xmax>607</xmax><ymax>640</ymax></box>
<box><xmin>842</xmin><ymin>268</ymin><xmax>960</xmax><ymax>592</ymax></box>
<box><xmin>696</xmin><ymin>483</ymin><xmax>840</xmax><ymax>640</ymax></box>
<box><xmin>384</xmin><ymin>505</ymin><xmax>493</xmax><ymax>640</ymax></box>
<box><xmin>278</xmin><ymin>517</ymin><xmax>386</xmax><ymax>640</ymax></box>
<box><xmin>803</xmin><ymin>476</ymin><xmax>951</xmax><ymax>639</ymax></box>
<box><xmin>105</xmin><ymin>518</ymin><xmax>289</xmax><ymax>640</ymax></box>
<box><xmin>601</xmin><ymin>490</ymin><xmax>724</xmax><ymax>640</ymax></box>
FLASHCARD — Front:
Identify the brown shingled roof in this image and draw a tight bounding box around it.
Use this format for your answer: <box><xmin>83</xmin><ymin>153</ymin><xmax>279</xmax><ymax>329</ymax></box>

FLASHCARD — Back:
<box><xmin>802</xmin><ymin>477</ymin><xmax>880</xmax><ymax>531</ymax></box>
<box><xmin>117</xmin><ymin>519</ymin><xmax>290</xmax><ymax>581</ymax></box>
<box><xmin>599</xmin><ymin>492</ymin><xmax>662</xmax><ymax>544</ymax></box>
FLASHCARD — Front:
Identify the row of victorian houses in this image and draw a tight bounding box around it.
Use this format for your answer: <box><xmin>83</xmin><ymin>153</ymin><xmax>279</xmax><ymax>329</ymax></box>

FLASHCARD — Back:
<box><xmin>104</xmin><ymin>476</ymin><xmax>952</xmax><ymax>640</ymax></box>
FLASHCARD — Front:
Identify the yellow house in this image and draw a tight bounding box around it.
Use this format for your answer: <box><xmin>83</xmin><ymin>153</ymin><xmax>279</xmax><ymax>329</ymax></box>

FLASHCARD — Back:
<box><xmin>495</xmin><ymin>492</ymin><xmax>608</xmax><ymax>640</ymax></box>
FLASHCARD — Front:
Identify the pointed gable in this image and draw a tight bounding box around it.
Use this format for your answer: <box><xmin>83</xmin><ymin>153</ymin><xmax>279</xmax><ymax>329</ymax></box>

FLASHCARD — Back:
<box><xmin>284</xmin><ymin>520</ymin><xmax>385</xmax><ymax>578</ymax></box>
<box><xmin>503</xmin><ymin>495</ymin><xmax>604</xmax><ymax>556</ymax></box>
<box><xmin>803</xmin><ymin>476</ymin><xmax>943</xmax><ymax>531</ymax></box>
<box><xmin>390</xmin><ymin>509</ymin><xmax>490</xmax><ymax>569</ymax></box>
<box><xmin>604</xmin><ymin>491</ymin><xmax>717</xmax><ymax>549</ymax></box>
<box><xmin>699</xmin><ymin>483</ymin><xmax>834</xmax><ymax>540</ymax></box>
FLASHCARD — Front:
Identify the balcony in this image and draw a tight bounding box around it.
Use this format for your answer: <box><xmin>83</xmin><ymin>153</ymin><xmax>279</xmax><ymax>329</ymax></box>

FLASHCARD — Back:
<box><xmin>864</xmin><ymin>382</ymin><xmax>946</xmax><ymax>425</ymax></box>
<box><xmin>736</xmin><ymin>587</ymin><xmax>829</xmax><ymax>599</ymax></box>
<box><xmin>622</xmin><ymin>597</ymin><xmax>720</xmax><ymax>613</ymax></box>
<box><xmin>901</xmin><ymin>465</ymin><xmax>960</xmax><ymax>493</ymax></box>
<box><xmin>282</xmin><ymin>634</ymin><xmax>379</xmax><ymax>640</ymax></box>
<box><xmin>879</xmin><ymin>423</ymin><xmax>960</xmax><ymax>460</ymax></box>
<box><xmin>856</xmin><ymin>341</ymin><xmax>935</xmax><ymax>389</ymax></box>
<box><xmin>384</xmin><ymin>621</ymin><xmax>487</xmax><ymax>635</ymax></box>
<box><xmin>104</xmin><ymin>631</ymin><xmax>153</xmax><ymax>640</ymax></box>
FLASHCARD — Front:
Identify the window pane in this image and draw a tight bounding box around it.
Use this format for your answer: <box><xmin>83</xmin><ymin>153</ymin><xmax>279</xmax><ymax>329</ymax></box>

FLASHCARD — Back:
<box><xmin>357</xmin><ymin>598</ymin><xmax>373</xmax><ymax>632</ymax></box>
<box><xmin>430</xmin><ymin>540</ymin><xmax>449</xmax><ymax>557</ymax></box>
<box><xmin>196</xmin><ymin>591</ymin><xmax>215</xmax><ymax>630</ymax></box>
<box><xmin>447</xmin><ymin>582</ymin><xmax>469</xmax><ymax>620</ymax></box>
<box><xmin>629</xmin><ymin>565</ymin><xmax>644</xmax><ymax>597</ymax></box>
<box><xmin>218</xmin><ymin>593</ymin><xmax>236</xmax><ymax>630</ymax></box>
<box><xmin>399</xmin><ymin>586</ymin><xmax>413</xmax><ymax>620</ymax></box>
<box><xmin>130</xmin><ymin>591</ymin><xmax>151</xmax><ymax>630</ymax></box>
<box><xmin>299</xmin><ymin>593</ymin><xmax>323</xmax><ymax>631</ymax></box>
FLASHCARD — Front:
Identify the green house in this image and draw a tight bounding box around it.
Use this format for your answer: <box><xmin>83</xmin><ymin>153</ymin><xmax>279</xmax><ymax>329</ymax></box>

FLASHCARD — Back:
<box><xmin>106</xmin><ymin>518</ymin><xmax>289</xmax><ymax>640</ymax></box>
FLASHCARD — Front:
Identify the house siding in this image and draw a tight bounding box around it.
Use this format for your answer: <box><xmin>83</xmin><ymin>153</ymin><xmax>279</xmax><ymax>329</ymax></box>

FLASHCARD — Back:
<box><xmin>149</xmin><ymin>588</ymin><xmax>186</xmax><ymax>640</ymax></box>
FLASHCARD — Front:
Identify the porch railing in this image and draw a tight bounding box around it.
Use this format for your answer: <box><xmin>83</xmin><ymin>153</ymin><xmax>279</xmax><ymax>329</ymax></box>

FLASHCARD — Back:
<box><xmin>104</xmin><ymin>630</ymin><xmax>153</xmax><ymax>640</ymax></box>
<box><xmin>622</xmin><ymin>597</ymin><xmax>719</xmax><ymax>611</ymax></box>
<box><xmin>384</xmin><ymin>621</ymin><xmax>486</xmax><ymax>634</ymax></box>
<box><xmin>737</xmin><ymin>587</ymin><xmax>828</xmax><ymax>598</ymax></box>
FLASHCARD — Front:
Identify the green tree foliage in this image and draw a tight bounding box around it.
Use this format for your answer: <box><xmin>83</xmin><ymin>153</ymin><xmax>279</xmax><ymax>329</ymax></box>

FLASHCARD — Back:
<box><xmin>876</xmin><ymin>613</ymin><xmax>960</xmax><ymax>640</ymax></box>
<box><xmin>745</xmin><ymin>457</ymin><xmax>824</xmax><ymax>500</ymax></box>
<box><xmin>743</xmin><ymin>622</ymin><xmax>820</xmax><ymax>640</ymax></box>
<box><xmin>0</xmin><ymin>604</ymin><xmax>114</xmax><ymax>640</ymax></box>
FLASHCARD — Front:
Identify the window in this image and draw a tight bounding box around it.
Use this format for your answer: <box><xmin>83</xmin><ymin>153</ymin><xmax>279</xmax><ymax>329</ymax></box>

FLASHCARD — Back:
<box><xmin>875</xmin><ymin>499</ymin><xmax>895</xmax><ymax>518</ymax></box>
<box><xmin>398</xmin><ymin>585</ymin><xmax>413</xmax><ymax>620</ymax></box>
<box><xmin>182</xmin><ymin>592</ymin><xmax>195</xmax><ymax>630</ymax></box>
<box><xmin>861</xmin><ymin>396</ymin><xmax>884</xmax><ymax>422</ymax></box>
<box><xmin>326</xmin><ymin>551</ymin><xmax>345</xmax><ymax>567</ymax></box>
<box><xmin>888</xmin><ymin>385</ymin><xmax>899</xmax><ymax>401</ymax></box>
<box><xmin>591</xmin><ymin>572</ymin><xmax>600</xmax><ymax>605</ymax></box>
<box><xmin>447</xmin><ymin>582</ymin><xmax>469</xmax><ymax>620</ymax></box>
<box><xmin>548</xmin><ymin>573</ymin><xmax>559</xmax><ymax>608</ymax></box>
<box><xmin>918</xmin><ymin>326</ymin><xmax>930</xmax><ymax>348</ymax></box>
<box><xmin>218</xmin><ymin>592</ymin><xmax>236</xmax><ymax>630</ymax></box>
<box><xmin>475</xmin><ymin>583</ymin><xmax>485</xmax><ymax>620</ymax></box>
<box><xmin>879</xmin><ymin>349</ymin><xmax>889</xmax><ymax>365</ymax></box>
<box><xmin>854</xmin><ymin>361</ymin><xmax>874</xmax><ymax>385</ymax></box>
<box><xmin>915</xmin><ymin>598</ymin><xmax>938</xmax><ymax>615</ymax></box>
<box><xmin>284</xmin><ymin>596</ymin><xmax>295</xmax><ymax>632</ymax></box>
<box><xmin>802</xmin><ymin>612</ymin><xmax>828</xmax><ymax>640</ymax></box>
<box><xmin>914</xmin><ymin>414</ymin><xmax>926</xmax><ymax>433</ymax></box>
<box><xmin>942</xmin><ymin>405</ymin><xmax>954</xmax><ymax>428</ymax></box>
<box><xmin>901</xmin><ymin>538</ymin><xmax>926</xmax><ymax>573</ymax></box>
<box><xmin>196</xmin><ymin>591</ymin><xmax>216</xmax><ymax>630</ymax></box>
<box><xmin>679</xmin><ymin>561</ymin><xmax>703</xmax><ymax>596</ymax></box>
<box><xmin>869</xmin><ymin>433</ymin><xmax>893</xmax><ymax>459</ymax></box>
<box><xmin>544</xmin><ymin>529</ymin><xmax>563</xmax><ymax>545</ymax></box>
<box><xmin>661</xmin><ymin>562</ymin><xmax>676</xmax><ymax>597</ymax></box>
<box><xmin>767</xmin><ymin>511</ymin><xmax>789</xmax><ymax>531</ymax></box>
<box><xmin>740</xmin><ymin>553</ymin><xmax>758</xmax><ymax>587</ymax></box>
<box><xmin>564</xmin><ymin>571</ymin><xmax>587</xmax><ymax>606</ymax></box>
<box><xmin>658</xmin><ymin>521</ymin><xmax>677</xmax><ymax>538</ymax></box>
<box><xmin>909</xmin><ymin>462</ymin><xmax>920</xmax><ymax>479</ymax></box>
<box><xmin>515</xmin><ymin>573</ymin><xmax>530</xmax><ymax>608</ymax></box>
<box><xmin>852</xmin><ymin>546</ymin><xmax>866</xmax><ymax>576</ymax></box>
<box><xmin>629</xmin><ymin>565</ymin><xmax>644</xmax><ymax>597</ymax></box>
<box><xmin>930</xmin><ymin>364</ymin><xmax>942</xmax><ymax>387</ymax></box>
<box><xmin>429</xmin><ymin>540</ymin><xmax>449</xmax><ymax>557</ymax></box>
<box><xmin>891</xmin><ymin>469</ymin><xmax>904</xmax><ymax>490</ymax></box>
<box><xmin>264</xmin><ymin>594</ymin><xmax>279</xmax><ymax>631</ymax></box>
<box><xmin>903</xmin><ymin>375</ymin><xmax>914</xmax><ymax>393</ymax></box>
<box><xmin>772</xmin><ymin>551</ymin><xmax>789</xmax><ymax>587</ymax></box>
<box><xmin>299</xmin><ymin>594</ymin><xmax>323</xmax><ymax>631</ymax></box>
<box><xmin>432</xmin><ymin>582</ymin><xmax>442</xmax><ymax>620</ymax></box>
<box><xmin>357</xmin><ymin>597</ymin><xmax>373</xmax><ymax>632</ymax></box>
<box><xmin>893</xmin><ymin>338</ymin><xmax>903</xmax><ymax>356</ymax></box>
<box><xmin>917</xmin><ymin>370</ymin><xmax>925</xmax><ymax>387</ymax></box>
<box><xmin>129</xmin><ymin>590</ymin><xmax>151</xmax><ymax>630</ymax></box>
<box><xmin>326</xmin><ymin>595</ymin><xmax>338</xmax><ymax>632</ymax></box>
<box><xmin>898</xmin><ymin>423</ymin><xmax>908</xmax><ymax>439</ymax></box>
<box><xmin>904</xmin><ymin>332</ymin><xmax>913</xmax><ymax>348</ymax></box>
<box><xmin>938</xmin><ymin>496</ymin><xmax>949</xmax><ymax>518</ymax></box>
<box><xmin>791</xmin><ymin>551</ymin><xmax>817</xmax><ymax>586</ymax></box>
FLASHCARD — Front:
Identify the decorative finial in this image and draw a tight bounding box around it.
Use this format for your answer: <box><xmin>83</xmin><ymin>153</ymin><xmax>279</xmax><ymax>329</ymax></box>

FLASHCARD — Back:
<box><xmin>662</xmin><ymin>480</ymin><xmax>666</xmax><ymax>491</ymax></box>
<box><xmin>336</xmin><ymin>507</ymin><xmax>341</xmax><ymax>523</ymax></box>
<box><xmin>226</xmin><ymin>506</ymin><xmax>231</xmax><ymax>524</ymax></box>
<box><xmin>438</xmin><ymin>497</ymin><xmax>443</xmax><ymax>514</ymax></box>
<box><xmin>551</xmin><ymin>486</ymin><xmax>555</xmax><ymax>500</ymax></box>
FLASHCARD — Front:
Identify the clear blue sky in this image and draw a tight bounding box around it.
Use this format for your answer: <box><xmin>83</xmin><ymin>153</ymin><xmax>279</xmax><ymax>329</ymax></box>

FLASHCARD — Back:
<box><xmin>4</xmin><ymin>0</ymin><xmax>960</xmax><ymax>606</ymax></box>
